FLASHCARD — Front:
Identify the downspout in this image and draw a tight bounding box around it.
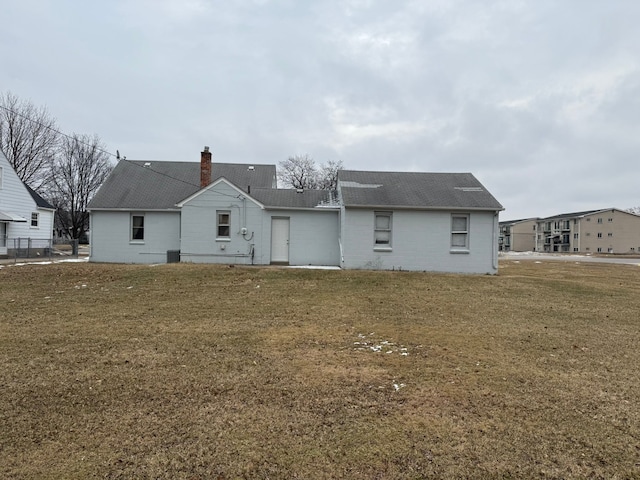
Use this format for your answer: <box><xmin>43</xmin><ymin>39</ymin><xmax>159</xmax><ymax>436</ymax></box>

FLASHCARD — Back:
<box><xmin>493</xmin><ymin>212</ymin><xmax>499</xmax><ymax>271</ymax></box>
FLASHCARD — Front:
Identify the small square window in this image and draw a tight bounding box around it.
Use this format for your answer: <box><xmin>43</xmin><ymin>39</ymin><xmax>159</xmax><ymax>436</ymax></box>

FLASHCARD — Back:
<box><xmin>31</xmin><ymin>212</ymin><xmax>39</xmax><ymax>227</ymax></box>
<box><xmin>131</xmin><ymin>215</ymin><xmax>144</xmax><ymax>240</ymax></box>
<box><xmin>597</xmin><ymin>232</ymin><xmax>602</xmax><ymax>238</ymax></box>
<box><xmin>608</xmin><ymin>232</ymin><xmax>613</xmax><ymax>237</ymax></box>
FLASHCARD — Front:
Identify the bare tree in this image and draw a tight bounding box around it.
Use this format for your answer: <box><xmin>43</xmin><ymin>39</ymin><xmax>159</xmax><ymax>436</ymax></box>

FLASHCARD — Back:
<box><xmin>0</xmin><ymin>91</ymin><xmax>60</xmax><ymax>190</ymax></box>
<box><xmin>278</xmin><ymin>154</ymin><xmax>318</xmax><ymax>189</ymax></box>
<box><xmin>317</xmin><ymin>159</ymin><xmax>343</xmax><ymax>190</ymax></box>
<box><xmin>278</xmin><ymin>155</ymin><xmax>343</xmax><ymax>190</ymax></box>
<box><xmin>49</xmin><ymin>133</ymin><xmax>113</xmax><ymax>241</ymax></box>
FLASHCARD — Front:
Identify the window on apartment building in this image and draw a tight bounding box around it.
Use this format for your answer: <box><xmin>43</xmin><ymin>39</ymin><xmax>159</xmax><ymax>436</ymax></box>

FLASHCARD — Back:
<box><xmin>597</xmin><ymin>218</ymin><xmax>603</xmax><ymax>224</ymax></box>
<box><xmin>631</xmin><ymin>247</ymin><xmax>636</xmax><ymax>251</ymax></box>
<box><xmin>586</xmin><ymin>232</ymin><xmax>591</xmax><ymax>237</ymax></box>
<box><xmin>608</xmin><ymin>233</ymin><xmax>613</xmax><ymax>237</ymax></box>
<box><xmin>131</xmin><ymin>215</ymin><xmax>144</xmax><ymax>240</ymax></box>
<box><xmin>597</xmin><ymin>247</ymin><xmax>602</xmax><ymax>252</ymax></box>
<box><xmin>597</xmin><ymin>232</ymin><xmax>602</xmax><ymax>238</ymax></box>
<box><xmin>586</xmin><ymin>247</ymin><xmax>590</xmax><ymax>251</ymax></box>
<box><xmin>573</xmin><ymin>248</ymin><xmax>579</xmax><ymax>252</ymax></box>
<box><xmin>573</xmin><ymin>233</ymin><xmax>579</xmax><ymax>239</ymax></box>
<box><xmin>451</xmin><ymin>214</ymin><xmax>470</xmax><ymax>250</ymax></box>
<box><xmin>608</xmin><ymin>218</ymin><xmax>613</xmax><ymax>222</ymax></box>
<box><xmin>217</xmin><ymin>211</ymin><xmax>231</xmax><ymax>238</ymax></box>
<box><xmin>562</xmin><ymin>221</ymin><xmax>570</xmax><ymax>230</ymax></box>
<box><xmin>608</xmin><ymin>248</ymin><xmax>613</xmax><ymax>253</ymax></box>
<box><xmin>586</xmin><ymin>218</ymin><xmax>591</xmax><ymax>222</ymax></box>
<box><xmin>374</xmin><ymin>212</ymin><xmax>392</xmax><ymax>248</ymax></box>
<box><xmin>31</xmin><ymin>212</ymin><xmax>39</xmax><ymax>228</ymax></box>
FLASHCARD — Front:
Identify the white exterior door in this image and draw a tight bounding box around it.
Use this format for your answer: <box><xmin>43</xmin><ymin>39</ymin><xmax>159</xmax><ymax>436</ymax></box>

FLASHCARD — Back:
<box><xmin>271</xmin><ymin>217</ymin><xmax>290</xmax><ymax>264</ymax></box>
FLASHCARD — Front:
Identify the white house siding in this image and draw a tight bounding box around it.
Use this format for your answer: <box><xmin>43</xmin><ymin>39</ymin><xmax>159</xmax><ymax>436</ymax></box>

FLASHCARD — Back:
<box><xmin>0</xmin><ymin>151</ymin><xmax>54</xmax><ymax>254</ymax></box>
<box><xmin>89</xmin><ymin>211</ymin><xmax>181</xmax><ymax>264</ymax></box>
<box><xmin>262</xmin><ymin>209</ymin><xmax>340</xmax><ymax>266</ymax></box>
<box><xmin>179</xmin><ymin>182</ymin><xmax>265</xmax><ymax>264</ymax></box>
<box><xmin>340</xmin><ymin>208</ymin><xmax>499</xmax><ymax>274</ymax></box>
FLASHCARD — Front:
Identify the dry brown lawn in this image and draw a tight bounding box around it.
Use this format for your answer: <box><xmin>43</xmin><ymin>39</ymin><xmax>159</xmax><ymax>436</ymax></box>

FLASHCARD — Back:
<box><xmin>1</xmin><ymin>260</ymin><xmax>639</xmax><ymax>479</ymax></box>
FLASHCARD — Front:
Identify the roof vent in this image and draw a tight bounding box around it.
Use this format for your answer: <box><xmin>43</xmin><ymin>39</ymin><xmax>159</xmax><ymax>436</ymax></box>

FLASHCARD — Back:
<box><xmin>296</xmin><ymin>188</ymin><xmax>304</xmax><ymax>194</ymax></box>
<box><xmin>143</xmin><ymin>162</ymin><xmax>151</xmax><ymax>167</ymax></box>
<box><xmin>248</xmin><ymin>165</ymin><xmax>255</xmax><ymax>171</ymax></box>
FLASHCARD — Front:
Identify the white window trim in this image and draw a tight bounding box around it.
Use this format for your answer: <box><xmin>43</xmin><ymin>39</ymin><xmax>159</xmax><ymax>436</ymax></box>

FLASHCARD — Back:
<box><xmin>216</xmin><ymin>210</ymin><xmax>231</xmax><ymax>240</ymax></box>
<box><xmin>130</xmin><ymin>214</ymin><xmax>145</xmax><ymax>243</ymax></box>
<box><xmin>451</xmin><ymin>213</ymin><xmax>470</xmax><ymax>253</ymax></box>
<box><xmin>373</xmin><ymin>211</ymin><xmax>392</xmax><ymax>251</ymax></box>
<box><xmin>0</xmin><ymin>166</ymin><xmax>3</xmax><ymax>189</ymax></box>
<box><xmin>30</xmin><ymin>212</ymin><xmax>39</xmax><ymax>228</ymax></box>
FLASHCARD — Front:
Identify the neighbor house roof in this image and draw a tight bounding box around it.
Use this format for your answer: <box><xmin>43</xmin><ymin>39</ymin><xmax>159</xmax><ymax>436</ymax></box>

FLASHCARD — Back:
<box><xmin>538</xmin><ymin>209</ymin><xmax>604</xmax><ymax>221</ymax></box>
<box><xmin>89</xmin><ymin>160</ymin><xmax>276</xmax><ymax>210</ymax></box>
<box><xmin>24</xmin><ymin>184</ymin><xmax>55</xmax><ymax>210</ymax></box>
<box><xmin>338</xmin><ymin>170</ymin><xmax>503</xmax><ymax>210</ymax></box>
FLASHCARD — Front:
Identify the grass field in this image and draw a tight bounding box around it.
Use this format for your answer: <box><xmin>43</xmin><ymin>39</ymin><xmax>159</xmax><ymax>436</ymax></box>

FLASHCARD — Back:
<box><xmin>1</xmin><ymin>260</ymin><xmax>639</xmax><ymax>479</ymax></box>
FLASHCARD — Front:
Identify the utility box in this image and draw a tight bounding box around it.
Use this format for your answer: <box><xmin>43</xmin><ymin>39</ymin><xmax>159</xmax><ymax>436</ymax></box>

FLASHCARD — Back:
<box><xmin>167</xmin><ymin>250</ymin><xmax>180</xmax><ymax>263</ymax></box>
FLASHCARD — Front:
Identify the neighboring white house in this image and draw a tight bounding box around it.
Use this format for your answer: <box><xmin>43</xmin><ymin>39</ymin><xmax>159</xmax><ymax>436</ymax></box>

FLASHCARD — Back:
<box><xmin>0</xmin><ymin>147</ymin><xmax>55</xmax><ymax>258</ymax></box>
<box><xmin>88</xmin><ymin>147</ymin><xmax>504</xmax><ymax>273</ymax></box>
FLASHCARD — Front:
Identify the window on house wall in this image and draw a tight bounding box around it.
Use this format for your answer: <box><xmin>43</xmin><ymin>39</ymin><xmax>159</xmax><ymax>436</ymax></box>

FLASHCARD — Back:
<box><xmin>131</xmin><ymin>215</ymin><xmax>144</xmax><ymax>240</ymax></box>
<box><xmin>451</xmin><ymin>214</ymin><xmax>470</xmax><ymax>249</ymax></box>
<box><xmin>217</xmin><ymin>211</ymin><xmax>231</xmax><ymax>238</ymax></box>
<box><xmin>31</xmin><ymin>212</ymin><xmax>39</xmax><ymax>227</ymax></box>
<box><xmin>374</xmin><ymin>212</ymin><xmax>392</xmax><ymax>247</ymax></box>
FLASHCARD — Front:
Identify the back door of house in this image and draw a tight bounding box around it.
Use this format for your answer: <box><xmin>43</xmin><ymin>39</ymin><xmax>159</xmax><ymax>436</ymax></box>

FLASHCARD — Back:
<box><xmin>271</xmin><ymin>217</ymin><xmax>290</xmax><ymax>264</ymax></box>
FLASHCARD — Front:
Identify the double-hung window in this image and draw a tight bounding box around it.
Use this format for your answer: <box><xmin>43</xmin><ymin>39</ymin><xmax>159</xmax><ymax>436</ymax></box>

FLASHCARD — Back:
<box><xmin>451</xmin><ymin>214</ymin><xmax>470</xmax><ymax>250</ymax></box>
<box><xmin>374</xmin><ymin>212</ymin><xmax>392</xmax><ymax>249</ymax></box>
<box><xmin>217</xmin><ymin>211</ymin><xmax>231</xmax><ymax>239</ymax></box>
<box><xmin>131</xmin><ymin>214</ymin><xmax>144</xmax><ymax>241</ymax></box>
<box><xmin>31</xmin><ymin>212</ymin><xmax>39</xmax><ymax>228</ymax></box>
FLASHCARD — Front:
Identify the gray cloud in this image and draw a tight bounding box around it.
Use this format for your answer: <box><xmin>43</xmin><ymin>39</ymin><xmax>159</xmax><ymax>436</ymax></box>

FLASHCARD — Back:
<box><xmin>1</xmin><ymin>0</ymin><xmax>639</xmax><ymax>218</ymax></box>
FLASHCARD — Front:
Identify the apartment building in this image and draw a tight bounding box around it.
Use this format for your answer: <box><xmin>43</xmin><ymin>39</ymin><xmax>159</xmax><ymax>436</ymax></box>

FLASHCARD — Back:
<box><xmin>499</xmin><ymin>218</ymin><xmax>537</xmax><ymax>252</ymax></box>
<box><xmin>535</xmin><ymin>209</ymin><xmax>640</xmax><ymax>254</ymax></box>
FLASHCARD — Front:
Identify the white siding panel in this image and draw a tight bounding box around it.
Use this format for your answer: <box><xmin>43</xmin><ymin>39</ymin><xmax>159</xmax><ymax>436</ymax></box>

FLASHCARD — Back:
<box><xmin>89</xmin><ymin>211</ymin><xmax>181</xmax><ymax>263</ymax></box>
<box><xmin>180</xmin><ymin>182</ymin><xmax>264</xmax><ymax>264</ymax></box>
<box><xmin>341</xmin><ymin>208</ymin><xmax>498</xmax><ymax>274</ymax></box>
<box><xmin>263</xmin><ymin>210</ymin><xmax>340</xmax><ymax>266</ymax></box>
<box><xmin>0</xmin><ymin>150</ymin><xmax>53</xmax><ymax>243</ymax></box>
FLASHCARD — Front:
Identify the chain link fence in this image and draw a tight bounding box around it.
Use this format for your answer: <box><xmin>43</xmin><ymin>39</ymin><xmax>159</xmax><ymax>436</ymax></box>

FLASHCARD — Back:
<box><xmin>1</xmin><ymin>237</ymin><xmax>81</xmax><ymax>261</ymax></box>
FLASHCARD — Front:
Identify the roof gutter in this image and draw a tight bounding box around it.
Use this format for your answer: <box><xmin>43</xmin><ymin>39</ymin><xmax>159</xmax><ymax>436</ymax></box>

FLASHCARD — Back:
<box><xmin>343</xmin><ymin>204</ymin><xmax>505</xmax><ymax>212</ymax></box>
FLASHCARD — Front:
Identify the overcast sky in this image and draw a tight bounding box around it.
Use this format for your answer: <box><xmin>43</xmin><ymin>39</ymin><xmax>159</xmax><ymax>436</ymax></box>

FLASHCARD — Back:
<box><xmin>2</xmin><ymin>0</ymin><xmax>639</xmax><ymax>220</ymax></box>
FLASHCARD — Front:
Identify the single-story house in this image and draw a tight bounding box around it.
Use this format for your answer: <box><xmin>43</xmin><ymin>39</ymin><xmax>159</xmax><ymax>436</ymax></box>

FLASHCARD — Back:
<box><xmin>0</xmin><ymin>147</ymin><xmax>55</xmax><ymax>257</ymax></box>
<box><xmin>88</xmin><ymin>147</ymin><xmax>503</xmax><ymax>273</ymax></box>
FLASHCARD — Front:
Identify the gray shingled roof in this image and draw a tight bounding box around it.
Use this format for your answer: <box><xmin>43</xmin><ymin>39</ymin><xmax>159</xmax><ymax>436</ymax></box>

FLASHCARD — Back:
<box><xmin>89</xmin><ymin>160</ymin><xmax>276</xmax><ymax>209</ymax></box>
<box><xmin>251</xmin><ymin>188</ymin><xmax>337</xmax><ymax>209</ymax></box>
<box><xmin>338</xmin><ymin>170</ymin><xmax>503</xmax><ymax>210</ymax></box>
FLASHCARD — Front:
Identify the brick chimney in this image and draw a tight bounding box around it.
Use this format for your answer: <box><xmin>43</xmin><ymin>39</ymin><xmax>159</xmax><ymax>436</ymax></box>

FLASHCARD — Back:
<box><xmin>200</xmin><ymin>146</ymin><xmax>212</xmax><ymax>188</ymax></box>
